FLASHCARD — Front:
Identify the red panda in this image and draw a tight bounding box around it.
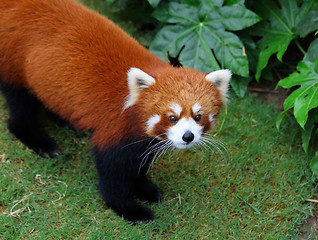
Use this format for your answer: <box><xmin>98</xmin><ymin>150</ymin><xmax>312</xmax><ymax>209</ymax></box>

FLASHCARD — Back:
<box><xmin>0</xmin><ymin>0</ymin><xmax>231</xmax><ymax>223</ymax></box>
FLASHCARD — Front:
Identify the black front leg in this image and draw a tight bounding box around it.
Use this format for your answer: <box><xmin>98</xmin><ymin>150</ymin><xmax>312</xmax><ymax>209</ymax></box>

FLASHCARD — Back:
<box><xmin>0</xmin><ymin>81</ymin><xmax>60</xmax><ymax>158</ymax></box>
<box><xmin>134</xmin><ymin>176</ymin><xmax>162</xmax><ymax>204</ymax></box>
<box><xmin>93</xmin><ymin>139</ymin><xmax>162</xmax><ymax>223</ymax></box>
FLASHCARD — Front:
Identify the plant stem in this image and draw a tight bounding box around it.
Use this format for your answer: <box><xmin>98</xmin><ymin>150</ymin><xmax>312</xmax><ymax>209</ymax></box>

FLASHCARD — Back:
<box><xmin>295</xmin><ymin>39</ymin><xmax>306</xmax><ymax>56</ymax></box>
<box><xmin>214</xmin><ymin>105</ymin><xmax>228</xmax><ymax>136</ymax></box>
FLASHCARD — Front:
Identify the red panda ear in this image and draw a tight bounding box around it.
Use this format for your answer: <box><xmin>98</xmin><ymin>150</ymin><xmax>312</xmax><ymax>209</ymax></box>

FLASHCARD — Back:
<box><xmin>206</xmin><ymin>69</ymin><xmax>232</xmax><ymax>103</ymax></box>
<box><xmin>123</xmin><ymin>67</ymin><xmax>156</xmax><ymax>110</ymax></box>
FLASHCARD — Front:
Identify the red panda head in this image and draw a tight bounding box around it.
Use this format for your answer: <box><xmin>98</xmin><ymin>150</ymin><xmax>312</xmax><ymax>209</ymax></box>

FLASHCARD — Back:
<box><xmin>123</xmin><ymin>67</ymin><xmax>231</xmax><ymax>149</ymax></box>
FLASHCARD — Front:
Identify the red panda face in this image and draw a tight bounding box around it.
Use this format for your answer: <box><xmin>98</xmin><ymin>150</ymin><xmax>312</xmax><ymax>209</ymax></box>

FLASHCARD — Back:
<box><xmin>153</xmin><ymin>103</ymin><xmax>205</xmax><ymax>149</ymax></box>
<box><xmin>144</xmin><ymin>101</ymin><xmax>218</xmax><ymax>149</ymax></box>
<box><xmin>124</xmin><ymin>67</ymin><xmax>231</xmax><ymax>149</ymax></box>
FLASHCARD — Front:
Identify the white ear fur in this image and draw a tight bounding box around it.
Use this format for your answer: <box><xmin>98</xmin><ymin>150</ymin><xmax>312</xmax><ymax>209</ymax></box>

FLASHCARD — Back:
<box><xmin>123</xmin><ymin>67</ymin><xmax>156</xmax><ymax>110</ymax></box>
<box><xmin>206</xmin><ymin>69</ymin><xmax>232</xmax><ymax>103</ymax></box>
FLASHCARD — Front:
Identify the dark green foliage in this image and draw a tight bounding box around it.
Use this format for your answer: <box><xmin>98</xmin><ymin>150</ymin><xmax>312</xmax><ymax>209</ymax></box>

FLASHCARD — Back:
<box><xmin>276</xmin><ymin>60</ymin><xmax>318</xmax><ymax>131</ymax></box>
<box><xmin>150</xmin><ymin>1</ymin><xmax>260</xmax><ymax>76</ymax></box>
<box><xmin>251</xmin><ymin>0</ymin><xmax>318</xmax><ymax>81</ymax></box>
<box><xmin>304</xmin><ymin>38</ymin><xmax>318</xmax><ymax>62</ymax></box>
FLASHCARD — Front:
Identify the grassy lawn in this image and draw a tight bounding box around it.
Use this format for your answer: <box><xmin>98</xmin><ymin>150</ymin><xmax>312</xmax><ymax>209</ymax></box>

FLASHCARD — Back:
<box><xmin>0</xmin><ymin>93</ymin><xmax>316</xmax><ymax>239</ymax></box>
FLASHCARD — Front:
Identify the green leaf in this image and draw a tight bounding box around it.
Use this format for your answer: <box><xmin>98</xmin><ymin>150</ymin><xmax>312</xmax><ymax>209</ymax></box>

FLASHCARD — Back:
<box><xmin>253</xmin><ymin>0</ymin><xmax>318</xmax><ymax>81</ymax></box>
<box><xmin>200</xmin><ymin>29</ymin><xmax>248</xmax><ymax>76</ymax></box>
<box><xmin>276</xmin><ymin>110</ymin><xmax>288</xmax><ymax>130</ymax></box>
<box><xmin>152</xmin><ymin>3</ymin><xmax>199</xmax><ymax>24</ymax></box>
<box><xmin>296</xmin><ymin>1</ymin><xmax>318</xmax><ymax>38</ymax></box>
<box><xmin>239</xmin><ymin>33</ymin><xmax>258</xmax><ymax>73</ymax></box>
<box><xmin>302</xmin><ymin>115</ymin><xmax>317</xmax><ymax>153</ymax></box>
<box><xmin>206</xmin><ymin>5</ymin><xmax>261</xmax><ymax>31</ymax></box>
<box><xmin>294</xmin><ymin>96</ymin><xmax>309</xmax><ymax>128</ymax></box>
<box><xmin>302</xmin><ymin>126</ymin><xmax>313</xmax><ymax>153</ymax></box>
<box><xmin>277</xmin><ymin>61</ymin><xmax>318</xmax><ymax>88</ymax></box>
<box><xmin>148</xmin><ymin>0</ymin><xmax>161</xmax><ymax>8</ymax></box>
<box><xmin>304</xmin><ymin>38</ymin><xmax>318</xmax><ymax>62</ymax></box>
<box><xmin>182</xmin><ymin>0</ymin><xmax>223</xmax><ymax>7</ymax></box>
<box><xmin>282</xmin><ymin>88</ymin><xmax>300</xmax><ymax>111</ymax></box>
<box><xmin>224</xmin><ymin>0</ymin><xmax>245</xmax><ymax>5</ymax></box>
<box><xmin>277</xmin><ymin>59</ymin><xmax>318</xmax><ymax>128</ymax></box>
<box><xmin>150</xmin><ymin>2</ymin><xmax>260</xmax><ymax>75</ymax></box>
<box><xmin>150</xmin><ymin>25</ymin><xmax>186</xmax><ymax>60</ymax></box>
<box><xmin>181</xmin><ymin>0</ymin><xmax>202</xmax><ymax>6</ymax></box>
<box><xmin>255</xmin><ymin>35</ymin><xmax>293</xmax><ymax>81</ymax></box>
<box><xmin>310</xmin><ymin>151</ymin><xmax>318</xmax><ymax>178</ymax></box>
<box><xmin>230</xmin><ymin>76</ymin><xmax>250</xmax><ymax>97</ymax></box>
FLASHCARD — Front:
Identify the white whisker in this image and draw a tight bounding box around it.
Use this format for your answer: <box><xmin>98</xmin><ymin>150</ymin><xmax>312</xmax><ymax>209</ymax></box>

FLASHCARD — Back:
<box><xmin>147</xmin><ymin>140</ymin><xmax>173</xmax><ymax>174</ymax></box>
<box><xmin>135</xmin><ymin>131</ymin><xmax>228</xmax><ymax>175</ymax></box>
<box><xmin>138</xmin><ymin>134</ymin><xmax>173</xmax><ymax>175</ymax></box>
<box><xmin>197</xmin><ymin>133</ymin><xmax>229</xmax><ymax>162</ymax></box>
<box><xmin>121</xmin><ymin>138</ymin><xmax>149</xmax><ymax>149</ymax></box>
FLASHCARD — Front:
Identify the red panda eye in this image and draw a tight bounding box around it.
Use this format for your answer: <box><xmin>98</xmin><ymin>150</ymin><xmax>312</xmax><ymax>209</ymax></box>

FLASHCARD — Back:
<box><xmin>194</xmin><ymin>114</ymin><xmax>202</xmax><ymax>121</ymax></box>
<box><xmin>169</xmin><ymin>115</ymin><xmax>178</xmax><ymax>123</ymax></box>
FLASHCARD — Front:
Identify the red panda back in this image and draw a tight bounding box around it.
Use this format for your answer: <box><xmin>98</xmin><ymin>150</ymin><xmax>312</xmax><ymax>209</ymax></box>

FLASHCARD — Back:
<box><xmin>0</xmin><ymin>0</ymin><xmax>170</xmax><ymax>149</ymax></box>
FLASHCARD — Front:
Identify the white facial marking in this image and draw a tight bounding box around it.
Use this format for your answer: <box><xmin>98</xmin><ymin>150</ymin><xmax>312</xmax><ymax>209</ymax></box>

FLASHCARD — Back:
<box><xmin>146</xmin><ymin>114</ymin><xmax>161</xmax><ymax>132</ymax></box>
<box><xmin>192</xmin><ymin>103</ymin><xmax>201</xmax><ymax>114</ymax></box>
<box><xmin>209</xmin><ymin>113</ymin><xmax>214</xmax><ymax>122</ymax></box>
<box><xmin>167</xmin><ymin>117</ymin><xmax>203</xmax><ymax>149</ymax></box>
<box><xmin>170</xmin><ymin>104</ymin><xmax>182</xmax><ymax>117</ymax></box>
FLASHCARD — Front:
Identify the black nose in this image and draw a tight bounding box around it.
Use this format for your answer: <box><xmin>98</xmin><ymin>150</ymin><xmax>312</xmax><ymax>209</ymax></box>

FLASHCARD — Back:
<box><xmin>182</xmin><ymin>131</ymin><xmax>194</xmax><ymax>143</ymax></box>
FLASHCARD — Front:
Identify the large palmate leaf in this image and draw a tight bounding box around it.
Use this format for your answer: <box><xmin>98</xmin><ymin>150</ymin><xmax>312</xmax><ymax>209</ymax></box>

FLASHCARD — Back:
<box><xmin>252</xmin><ymin>0</ymin><xmax>318</xmax><ymax>81</ymax></box>
<box><xmin>150</xmin><ymin>1</ymin><xmax>260</xmax><ymax>76</ymax></box>
<box><xmin>277</xmin><ymin>60</ymin><xmax>318</xmax><ymax>129</ymax></box>
<box><xmin>304</xmin><ymin>38</ymin><xmax>318</xmax><ymax>62</ymax></box>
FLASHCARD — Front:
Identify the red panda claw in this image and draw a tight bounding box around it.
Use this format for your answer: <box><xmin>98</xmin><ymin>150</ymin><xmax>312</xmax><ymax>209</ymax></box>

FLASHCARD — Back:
<box><xmin>37</xmin><ymin>149</ymin><xmax>61</xmax><ymax>158</ymax></box>
<box><xmin>39</xmin><ymin>152</ymin><xmax>50</xmax><ymax>158</ymax></box>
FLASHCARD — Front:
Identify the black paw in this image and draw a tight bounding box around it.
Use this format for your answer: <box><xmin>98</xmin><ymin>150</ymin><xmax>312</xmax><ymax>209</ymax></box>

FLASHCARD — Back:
<box><xmin>28</xmin><ymin>132</ymin><xmax>60</xmax><ymax>158</ymax></box>
<box><xmin>134</xmin><ymin>180</ymin><xmax>162</xmax><ymax>204</ymax></box>
<box><xmin>8</xmin><ymin>123</ymin><xmax>60</xmax><ymax>158</ymax></box>
<box><xmin>111</xmin><ymin>201</ymin><xmax>155</xmax><ymax>224</ymax></box>
<box><xmin>34</xmin><ymin>143</ymin><xmax>61</xmax><ymax>158</ymax></box>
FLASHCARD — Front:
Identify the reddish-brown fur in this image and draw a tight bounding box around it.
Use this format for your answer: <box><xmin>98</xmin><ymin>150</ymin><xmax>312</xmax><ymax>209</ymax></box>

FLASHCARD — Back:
<box><xmin>0</xmin><ymin>0</ymin><xmax>222</xmax><ymax>149</ymax></box>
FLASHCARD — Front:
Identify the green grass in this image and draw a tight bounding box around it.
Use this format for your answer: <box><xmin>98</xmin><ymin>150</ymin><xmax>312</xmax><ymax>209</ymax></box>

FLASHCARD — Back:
<box><xmin>0</xmin><ymin>94</ymin><xmax>316</xmax><ymax>239</ymax></box>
